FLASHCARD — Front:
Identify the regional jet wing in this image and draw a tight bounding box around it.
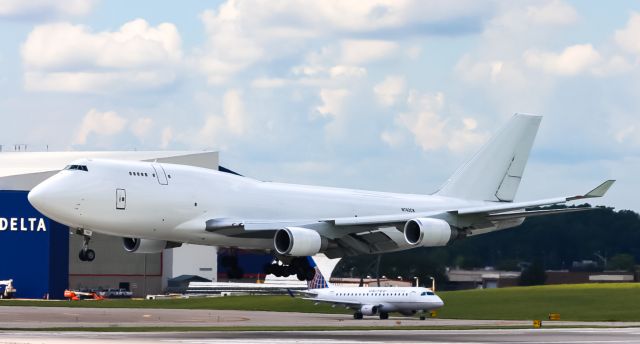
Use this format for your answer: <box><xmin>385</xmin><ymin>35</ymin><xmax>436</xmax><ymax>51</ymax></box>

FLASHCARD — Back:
<box><xmin>302</xmin><ymin>297</ymin><xmax>365</xmax><ymax>308</ymax></box>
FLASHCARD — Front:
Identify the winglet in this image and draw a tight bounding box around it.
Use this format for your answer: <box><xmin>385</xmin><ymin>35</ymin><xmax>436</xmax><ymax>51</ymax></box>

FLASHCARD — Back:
<box><xmin>569</xmin><ymin>180</ymin><xmax>615</xmax><ymax>201</ymax></box>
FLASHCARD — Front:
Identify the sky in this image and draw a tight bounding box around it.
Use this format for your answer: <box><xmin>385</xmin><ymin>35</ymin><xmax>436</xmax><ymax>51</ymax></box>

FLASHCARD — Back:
<box><xmin>0</xmin><ymin>0</ymin><xmax>639</xmax><ymax>212</ymax></box>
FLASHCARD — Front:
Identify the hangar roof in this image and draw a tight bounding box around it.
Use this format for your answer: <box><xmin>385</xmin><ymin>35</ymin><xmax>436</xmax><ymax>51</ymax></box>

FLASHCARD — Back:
<box><xmin>0</xmin><ymin>151</ymin><xmax>218</xmax><ymax>191</ymax></box>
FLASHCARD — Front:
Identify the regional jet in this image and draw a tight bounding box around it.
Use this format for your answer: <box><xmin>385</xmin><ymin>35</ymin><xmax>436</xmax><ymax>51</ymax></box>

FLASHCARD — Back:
<box><xmin>27</xmin><ymin>114</ymin><xmax>614</xmax><ymax>280</ymax></box>
<box><xmin>296</xmin><ymin>258</ymin><xmax>444</xmax><ymax>320</ymax></box>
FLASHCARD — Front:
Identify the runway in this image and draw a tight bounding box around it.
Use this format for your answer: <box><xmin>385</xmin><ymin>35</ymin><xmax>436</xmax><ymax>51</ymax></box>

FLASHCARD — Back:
<box><xmin>1</xmin><ymin>306</ymin><xmax>639</xmax><ymax>328</ymax></box>
<box><xmin>1</xmin><ymin>328</ymin><xmax>640</xmax><ymax>344</ymax></box>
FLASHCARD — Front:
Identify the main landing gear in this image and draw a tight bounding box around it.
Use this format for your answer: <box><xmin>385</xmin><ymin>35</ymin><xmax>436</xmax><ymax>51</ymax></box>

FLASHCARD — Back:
<box><xmin>264</xmin><ymin>257</ymin><xmax>316</xmax><ymax>281</ymax></box>
<box><xmin>353</xmin><ymin>312</ymin><xmax>363</xmax><ymax>320</ymax></box>
<box><xmin>77</xmin><ymin>229</ymin><xmax>95</xmax><ymax>262</ymax></box>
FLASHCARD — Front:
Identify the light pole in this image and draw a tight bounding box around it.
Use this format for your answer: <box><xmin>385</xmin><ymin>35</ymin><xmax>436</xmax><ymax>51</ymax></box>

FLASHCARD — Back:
<box><xmin>427</xmin><ymin>276</ymin><xmax>435</xmax><ymax>291</ymax></box>
<box><xmin>413</xmin><ymin>276</ymin><xmax>419</xmax><ymax>287</ymax></box>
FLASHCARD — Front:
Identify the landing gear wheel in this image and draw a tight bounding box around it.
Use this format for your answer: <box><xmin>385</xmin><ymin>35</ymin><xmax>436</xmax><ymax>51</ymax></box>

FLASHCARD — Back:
<box><xmin>379</xmin><ymin>312</ymin><xmax>389</xmax><ymax>320</ymax></box>
<box><xmin>85</xmin><ymin>249</ymin><xmax>95</xmax><ymax>262</ymax></box>
<box><xmin>78</xmin><ymin>230</ymin><xmax>94</xmax><ymax>262</ymax></box>
<box><xmin>296</xmin><ymin>272</ymin><xmax>305</xmax><ymax>281</ymax></box>
<box><xmin>353</xmin><ymin>312</ymin><xmax>363</xmax><ymax>320</ymax></box>
<box><xmin>419</xmin><ymin>315</ymin><xmax>426</xmax><ymax>320</ymax></box>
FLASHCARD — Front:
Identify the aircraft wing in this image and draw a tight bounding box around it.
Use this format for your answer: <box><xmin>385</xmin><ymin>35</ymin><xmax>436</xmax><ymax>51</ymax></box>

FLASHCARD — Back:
<box><xmin>329</xmin><ymin>180</ymin><xmax>615</xmax><ymax>227</ymax></box>
<box><xmin>302</xmin><ymin>297</ymin><xmax>364</xmax><ymax>308</ymax></box>
<box><xmin>175</xmin><ymin>180</ymin><xmax>614</xmax><ymax>257</ymax></box>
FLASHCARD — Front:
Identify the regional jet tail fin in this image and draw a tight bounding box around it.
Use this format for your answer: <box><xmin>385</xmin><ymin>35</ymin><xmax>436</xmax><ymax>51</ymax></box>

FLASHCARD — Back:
<box><xmin>436</xmin><ymin>113</ymin><xmax>542</xmax><ymax>202</ymax></box>
<box><xmin>306</xmin><ymin>255</ymin><xmax>341</xmax><ymax>289</ymax></box>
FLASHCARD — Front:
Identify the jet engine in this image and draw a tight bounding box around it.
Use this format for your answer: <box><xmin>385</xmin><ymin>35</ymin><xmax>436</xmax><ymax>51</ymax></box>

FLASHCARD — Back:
<box><xmin>360</xmin><ymin>305</ymin><xmax>378</xmax><ymax>316</ymax></box>
<box><xmin>403</xmin><ymin>218</ymin><xmax>453</xmax><ymax>247</ymax></box>
<box><xmin>274</xmin><ymin>227</ymin><xmax>327</xmax><ymax>256</ymax></box>
<box><xmin>123</xmin><ymin>238</ymin><xmax>182</xmax><ymax>254</ymax></box>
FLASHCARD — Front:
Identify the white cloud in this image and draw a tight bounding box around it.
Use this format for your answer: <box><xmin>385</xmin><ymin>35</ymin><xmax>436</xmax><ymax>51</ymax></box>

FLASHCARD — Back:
<box><xmin>385</xmin><ymin>91</ymin><xmax>487</xmax><ymax>152</ymax></box>
<box><xmin>160</xmin><ymin>127</ymin><xmax>174</xmax><ymax>149</ymax></box>
<box><xmin>339</xmin><ymin>39</ymin><xmax>398</xmax><ymax>65</ymax></box>
<box><xmin>21</xmin><ymin>19</ymin><xmax>182</xmax><ymax>93</ymax></box>
<box><xmin>316</xmin><ymin>89</ymin><xmax>349</xmax><ymax>118</ymax></box>
<box><xmin>194</xmin><ymin>0</ymin><xmax>489</xmax><ymax>83</ymax></box>
<box><xmin>0</xmin><ymin>0</ymin><xmax>94</xmax><ymax>19</ymax></box>
<box><xmin>374</xmin><ymin>75</ymin><xmax>406</xmax><ymax>106</ymax></box>
<box><xmin>251</xmin><ymin>77</ymin><xmax>289</xmax><ymax>88</ymax></box>
<box><xmin>130</xmin><ymin>118</ymin><xmax>154</xmax><ymax>140</ymax></box>
<box><xmin>615</xmin><ymin>12</ymin><xmax>640</xmax><ymax>55</ymax></box>
<box><xmin>524</xmin><ymin>44</ymin><xmax>601</xmax><ymax>76</ymax></box>
<box><xmin>396</xmin><ymin>91</ymin><xmax>447</xmax><ymax>151</ymax></box>
<box><xmin>73</xmin><ymin>109</ymin><xmax>128</xmax><ymax>145</ymax></box>
<box><xmin>189</xmin><ymin>89</ymin><xmax>249</xmax><ymax>148</ymax></box>
<box><xmin>329</xmin><ymin>65</ymin><xmax>367</xmax><ymax>79</ymax></box>
<box><xmin>525</xmin><ymin>0</ymin><xmax>578</xmax><ymax>26</ymax></box>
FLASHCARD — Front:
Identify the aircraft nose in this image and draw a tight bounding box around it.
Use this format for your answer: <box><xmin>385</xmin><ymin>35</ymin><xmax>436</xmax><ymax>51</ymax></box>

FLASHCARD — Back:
<box><xmin>435</xmin><ymin>296</ymin><xmax>444</xmax><ymax>308</ymax></box>
<box><xmin>28</xmin><ymin>175</ymin><xmax>77</xmax><ymax>225</ymax></box>
<box><xmin>28</xmin><ymin>182</ymin><xmax>52</xmax><ymax>213</ymax></box>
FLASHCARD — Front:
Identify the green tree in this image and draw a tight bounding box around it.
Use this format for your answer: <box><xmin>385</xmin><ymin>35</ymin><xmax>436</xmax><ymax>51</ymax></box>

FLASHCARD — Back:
<box><xmin>608</xmin><ymin>253</ymin><xmax>636</xmax><ymax>271</ymax></box>
<box><xmin>519</xmin><ymin>261</ymin><xmax>547</xmax><ymax>286</ymax></box>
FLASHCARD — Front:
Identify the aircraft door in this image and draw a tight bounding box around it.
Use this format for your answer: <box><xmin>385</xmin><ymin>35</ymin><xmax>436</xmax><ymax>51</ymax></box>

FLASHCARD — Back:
<box><xmin>116</xmin><ymin>189</ymin><xmax>126</xmax><ymax>210</ymax></box>
<box><xmin>152</xmin><ymin>163</ymin><xmax>168</xmax><ymax>185</ymax></box>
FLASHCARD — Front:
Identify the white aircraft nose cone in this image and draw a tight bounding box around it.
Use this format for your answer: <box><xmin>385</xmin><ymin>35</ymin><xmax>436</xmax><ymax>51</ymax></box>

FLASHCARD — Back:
<box><xmin>28</xmin><ymin>183</ymin><xmax>49</xmax><ymax>213</ymax></box>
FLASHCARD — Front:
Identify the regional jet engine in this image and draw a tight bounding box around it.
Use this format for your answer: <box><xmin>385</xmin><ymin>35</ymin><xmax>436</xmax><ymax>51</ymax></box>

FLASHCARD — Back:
<box><xmin>403</xmin><ymin>218</ymin><xmax>454</xmax><ymax>247</ymax></box>
<box><xmin>360</xmin><ymin>305</ymin><xmax>378</xmax><ymax>316</ymax></box>
<box><xmin>274</xmin><ymin>227</ymin><xmax>327</xmax><ymax>256</ymax></box>
<box><xmin>123</xmin><ymin>238</ymin><xmax>182</xmax><ymax>254</ymax></box>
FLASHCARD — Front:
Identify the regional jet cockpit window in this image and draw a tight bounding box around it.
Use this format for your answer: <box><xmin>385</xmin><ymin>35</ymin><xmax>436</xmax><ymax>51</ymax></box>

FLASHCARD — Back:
<box><xmin>420</xmin><ymin>292</ymin><xmax>435</xmax><ymax>296</ymax></box>
<box><xmin>64</xmin><ymin>165</ymin><xmax>88</xmax><ymax>172</ymax></box>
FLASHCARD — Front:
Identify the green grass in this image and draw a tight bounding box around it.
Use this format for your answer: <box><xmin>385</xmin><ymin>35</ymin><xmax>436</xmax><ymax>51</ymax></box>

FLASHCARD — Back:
<box><xmin>1</xmin><ymin>283</ymin><xmax>640</xmax><ymax>322</ymax></box>
<box><xmin>436</xmin><ymin>283</ymin><xmax>640</xmax><ymax>321</ymax></box>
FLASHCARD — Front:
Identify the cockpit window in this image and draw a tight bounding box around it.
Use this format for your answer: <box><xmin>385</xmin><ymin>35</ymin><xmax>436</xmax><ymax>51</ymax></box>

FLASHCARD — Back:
<box><xmin>420</xmin><ymin>292</ymin><xmax>435</xmax><ymax>296</ymax></box>
<box><xmin>64</xmin><ymin>165</ymin><xmax>89</xmax><ymax>172</ymax></box>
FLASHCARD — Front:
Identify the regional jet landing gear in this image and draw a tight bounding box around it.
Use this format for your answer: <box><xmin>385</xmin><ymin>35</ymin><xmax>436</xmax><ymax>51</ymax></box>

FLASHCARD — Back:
<box><xmin>353</xmin><ymin>312</ymin><xmax>363</xmax><ymax>320</ymax></box>
<box><xmin>264</xmin><ymin>257</ymin><xmax>316</xmax><ymax>281</ymax></box>
<box><xmin>77</xmin><ymin>229</ymin><xmax>95</xmax><ymax>262</ymax></box>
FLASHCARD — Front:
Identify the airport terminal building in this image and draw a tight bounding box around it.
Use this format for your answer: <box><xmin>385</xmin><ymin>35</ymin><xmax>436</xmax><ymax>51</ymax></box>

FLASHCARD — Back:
<box><xmin>0</xmin><ymin>151</ymin><xmax>231</xmax><ymax>299</ymax></box>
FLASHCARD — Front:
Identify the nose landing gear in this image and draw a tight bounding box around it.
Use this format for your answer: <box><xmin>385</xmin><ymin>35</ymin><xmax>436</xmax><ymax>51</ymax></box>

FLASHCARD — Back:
<box><xmin>77</xmin><ymin>229</ymin><xmax>95</xmax><ymax>262</ymax></box>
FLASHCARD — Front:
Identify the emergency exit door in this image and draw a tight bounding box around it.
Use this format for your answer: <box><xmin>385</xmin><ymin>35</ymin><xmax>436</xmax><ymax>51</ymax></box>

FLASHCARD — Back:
<box><xmin>152</xmin><ymin>163</ymin><xmax>168</xmax><ymax>185</ymax></box>
<box><xmin>116</xmin><ymin>188</ymin><xmax>126</xmax><ymax>210</ymax></box>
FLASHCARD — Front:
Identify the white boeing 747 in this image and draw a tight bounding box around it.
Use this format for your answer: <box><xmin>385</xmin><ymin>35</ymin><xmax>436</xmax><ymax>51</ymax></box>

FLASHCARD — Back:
<box><xmin>298</xmin><ymin>258</ymin><xmax>444</xmax><ymax>320</ymax></box>
<box><xmin>28</xmin><ymin>114</ymin><xmax>614</xmax><ymax>279</ymax></box>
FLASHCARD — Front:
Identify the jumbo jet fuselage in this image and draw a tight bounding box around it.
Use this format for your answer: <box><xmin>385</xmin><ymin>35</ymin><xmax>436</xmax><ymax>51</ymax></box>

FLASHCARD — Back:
<box><xmin>28</xmin><ymin>158</ymin><xmax>478</xmax><ymax>250</ymax></box>
<box><xmin>26</xmin><ymin>114</ymin><xmax>614</xmax><ymax>261</ymax></box>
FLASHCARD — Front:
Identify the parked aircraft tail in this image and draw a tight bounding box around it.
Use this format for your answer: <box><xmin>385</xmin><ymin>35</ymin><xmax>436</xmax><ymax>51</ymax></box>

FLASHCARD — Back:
<box><xmin>306</xmin><ymin>255</ymin><xmax>339</xmax><ymax>289</ymax></box>
<box><xmin>436</xmin><ymin>113</ymin><xmax>542</xmax><ymax>202</ymax></box>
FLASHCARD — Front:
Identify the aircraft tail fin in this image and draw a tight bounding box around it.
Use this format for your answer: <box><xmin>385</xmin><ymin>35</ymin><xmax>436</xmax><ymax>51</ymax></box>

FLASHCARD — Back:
<box><xmin>436</xmin><ymin>113</ymin><xmax>542</xmax><ymax>202</ymax></box>
<box><xmin>306</xmin><ymin>255</ymin><xmax>341</xmax><ymax>289</ymax></box>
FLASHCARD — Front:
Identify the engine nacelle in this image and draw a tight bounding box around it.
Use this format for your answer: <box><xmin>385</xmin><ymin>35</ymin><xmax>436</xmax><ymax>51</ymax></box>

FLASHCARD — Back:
<box><xmin>360</xmin><ymin>304</ymin><xmax>378</xmax><ymax>316</ymax></box>
<box><xmin>123</xmin><ymin>238</ymin><xmax>182</xmax><ymax>254</ymax></box>
<box><xmin>403</xmin><ymin>218</ymin><xmax>453</xmax><ymax>247</ymax></box>
<box><xmin>274</xmin><ymin>227</ymin><xmax>327</xmax><ymax>256</ymax></box>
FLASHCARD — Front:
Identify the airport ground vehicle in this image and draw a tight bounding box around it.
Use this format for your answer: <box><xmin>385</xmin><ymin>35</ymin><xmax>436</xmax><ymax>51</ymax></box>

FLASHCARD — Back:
<box><xmin>63</xmin><ymin>289</ymin><xmax>104</xmax><ymax>301</ymax></box>
<box><xmin>97</xmin><ymin>288</ymin><xmax>132</xmax><ymax>299</ymax></box>
<box><xmin>0</xmin><ymin>279</ymin><xmax>16</xmax><ymax>299</ymax></box>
